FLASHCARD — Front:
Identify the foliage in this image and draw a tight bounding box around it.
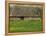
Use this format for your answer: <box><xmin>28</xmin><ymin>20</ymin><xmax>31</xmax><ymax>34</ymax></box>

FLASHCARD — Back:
<box><xmin>9</xmin><ymin>19</ymin><xmax>43</xmax><ymax>32</ymax></box>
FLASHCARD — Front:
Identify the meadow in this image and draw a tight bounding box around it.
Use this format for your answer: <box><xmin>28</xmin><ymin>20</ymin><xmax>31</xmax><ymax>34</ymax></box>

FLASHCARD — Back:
<box><xmin>9</xmin><ymin>19</ymin><xmax>43</xmax><ymax>32</ymax></box>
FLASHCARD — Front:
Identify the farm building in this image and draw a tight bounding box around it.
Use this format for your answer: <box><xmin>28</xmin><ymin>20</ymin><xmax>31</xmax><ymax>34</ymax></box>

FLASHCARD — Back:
<box><xmin>9</xmin><ymin>3</ymin><xmax>43</xmax><ymax>20</ymax></box>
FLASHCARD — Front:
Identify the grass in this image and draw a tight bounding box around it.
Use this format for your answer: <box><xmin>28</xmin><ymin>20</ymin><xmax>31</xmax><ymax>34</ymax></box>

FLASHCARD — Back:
<box><xmin>9</xmin><ymin>19</ymin><xmax>43</xmax><ymax>32</ymax></box>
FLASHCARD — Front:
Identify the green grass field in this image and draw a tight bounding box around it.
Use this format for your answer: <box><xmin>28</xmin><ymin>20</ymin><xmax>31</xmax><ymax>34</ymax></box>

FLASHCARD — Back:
<box><xmin>9</xmin><ymin>19</ymin><xmax>43</xmax><ymax>32</ymax></box>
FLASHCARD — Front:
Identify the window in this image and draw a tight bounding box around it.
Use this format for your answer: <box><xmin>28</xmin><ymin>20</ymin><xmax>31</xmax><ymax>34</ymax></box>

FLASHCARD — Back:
<box><xmin>5</xmin><ymin>1</ymin><xmax>45</xmax><ymax>35</ymax></box>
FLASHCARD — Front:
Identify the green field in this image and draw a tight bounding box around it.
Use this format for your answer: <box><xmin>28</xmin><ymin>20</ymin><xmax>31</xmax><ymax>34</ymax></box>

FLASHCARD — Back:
<box><xmin>9</xmin><ymin>19</ymin><xmax>43</xmax><ymax>32</ymax></box>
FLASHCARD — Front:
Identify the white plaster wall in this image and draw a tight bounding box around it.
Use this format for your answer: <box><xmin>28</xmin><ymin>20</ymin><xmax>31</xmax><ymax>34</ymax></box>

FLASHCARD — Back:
<box><xmin>7</xmin><ymin>0</ymin><xmax>44</xmax><ymax>2</ymax></box>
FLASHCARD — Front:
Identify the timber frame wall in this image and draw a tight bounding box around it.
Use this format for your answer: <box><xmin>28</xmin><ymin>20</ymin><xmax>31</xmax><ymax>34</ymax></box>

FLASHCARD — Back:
<box><xmin>5</xmin><ymin>1</ymin><xmax>45</xmax><ymax>36</ymax></box>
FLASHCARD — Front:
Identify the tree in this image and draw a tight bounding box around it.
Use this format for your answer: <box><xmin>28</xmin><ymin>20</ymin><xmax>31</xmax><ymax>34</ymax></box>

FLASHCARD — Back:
<box><xmin>32</xmin><ymin>7</ymin><xmax>42</xmax><ymax>16</ymax></box>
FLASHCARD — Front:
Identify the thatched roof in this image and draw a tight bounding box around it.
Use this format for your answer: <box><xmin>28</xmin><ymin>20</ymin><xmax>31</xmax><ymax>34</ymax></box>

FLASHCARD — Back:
<box><xmin>10</xmin><ymin>4</ymin><xmax>42</xmax><ymax>16</ymax></box>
